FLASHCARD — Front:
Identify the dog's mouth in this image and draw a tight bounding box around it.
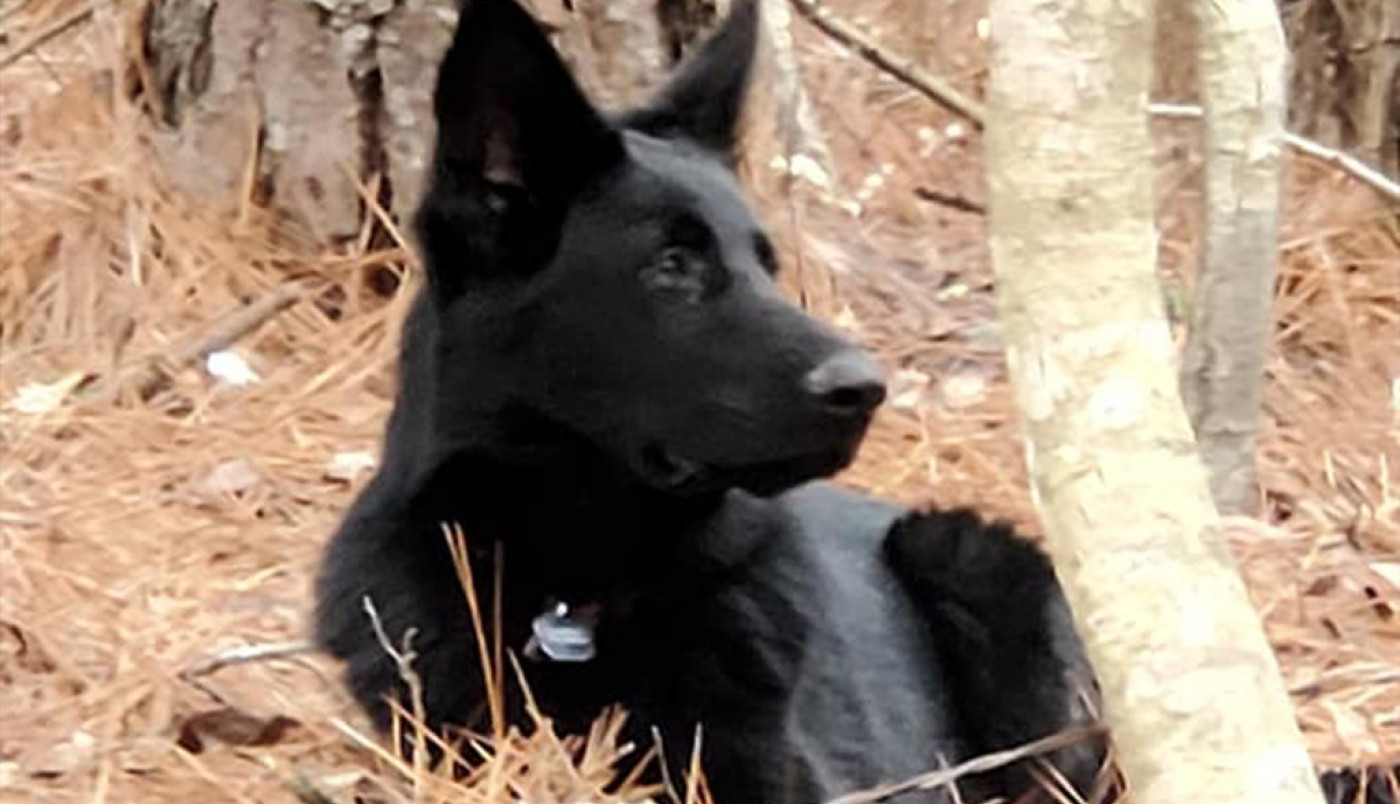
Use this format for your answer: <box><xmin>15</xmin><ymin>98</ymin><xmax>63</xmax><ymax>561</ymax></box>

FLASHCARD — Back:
<box><xmin>638</xmin><ymin>444</ymin><xmax>711</xmax><ymax>493</ymax></box>
<box><xmin>637</xmin><ymin>441</ymin><xmax>860</xmax><ymax>497</ymax></box>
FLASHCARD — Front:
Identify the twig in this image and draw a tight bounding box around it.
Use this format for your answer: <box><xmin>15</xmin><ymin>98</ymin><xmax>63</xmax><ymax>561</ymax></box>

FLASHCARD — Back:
<box><xmin>171</xmin><ymin>281</ymin><xmax>311</xmax><ymax>364</ymax></box>
<box><xmin>178</xmin><ymin>640</ymin><xmax>314</xmax><ymax>706</ymax></box>
<box><xmin>651</xmin><ymin>726</ymin><xmax>681</xmax><ymax>804</ymax></box>
<box><xmin>816</xmin><ymin>725</ymin><xmax>1106</xmax><ymax>804</ymax></box>
<box><xmin>79</xmin><ymin>280</ymin><xmax>309</xmax><ymax>404</ymax></box>
<box><xmin>786</xmin><ymin>0</ymin><xmax>986</xmax><ymax>127</ymax></box>
<box><xmin>1284</xmin><ymin>130</ymin><xmax>1400</xmax><ymax>203</ymax></box>
<box><xmin>1290</xmin><ymin>669</ymin><xmax>1400</xmax><ymax>699</ymax></box>
<box><xmin>361</xmin><ymin>595</ymin><xmax>429</xmax><ymax>796</ymax></box>
<box><xmin>0</xmin><ymin>511</ymin><xmax>46</xmax><ymax>527</ymax></box>
<box><xmin>1147</xmin><ymin>101</ymin><xmax>1206</xmax><ymax>119</ymax></box>
<box><xmin>182</xmin><ymin>641</ymin><xmax>314</xmax><ymax>680</ymax></box>
<box><xmin>774</xmin><ymin>15</ymin><xmax>1399</xmax><ymax>208</ymax></box>
<box><xmin>1149</xmin><ymin>102</ymin><xmax>1400</xmax><ymax>203</ymax></box>
<box><xmin>913</xmin><ymin>187</ymin><xmax>987</xmax><ymax>215</ymax></box>
<box><xmin>0</xmin><ymin>6</ymin><xmax>93</xmax><ymax>72</ymax></box>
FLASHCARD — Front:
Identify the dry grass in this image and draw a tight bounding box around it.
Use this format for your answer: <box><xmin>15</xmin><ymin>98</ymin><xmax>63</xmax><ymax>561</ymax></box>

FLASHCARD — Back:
<box><xmin>1</xmin><ymin>1</ymin><xmax>1397</xmax><ymax>803</ymax></box>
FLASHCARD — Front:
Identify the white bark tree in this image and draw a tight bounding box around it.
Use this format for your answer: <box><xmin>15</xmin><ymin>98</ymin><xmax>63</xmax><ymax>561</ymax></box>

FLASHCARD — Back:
<box><xmin>985</xmin><ymin>0</ymin><xmax>1324</xmax><ymax>802</ymax></box>
<box><xmin>1179</xmin><ymin>0</ymin><xmax>1288</xmax><ymax>516</ymax></box>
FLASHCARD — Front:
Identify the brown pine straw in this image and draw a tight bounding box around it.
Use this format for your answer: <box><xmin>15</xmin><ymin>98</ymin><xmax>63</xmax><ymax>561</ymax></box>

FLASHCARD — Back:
<box><xmin>1</xmin><ymin>2</ymin><xmax>1396</xmax><ymax>803</ymax></box>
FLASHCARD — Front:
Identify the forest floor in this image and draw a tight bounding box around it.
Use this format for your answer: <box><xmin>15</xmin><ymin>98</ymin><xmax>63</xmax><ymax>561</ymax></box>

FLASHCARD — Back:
<box><xmin>2</xmin><ymin>1</ymin><xmax>1397</xmax><ymax>802</ymax></box>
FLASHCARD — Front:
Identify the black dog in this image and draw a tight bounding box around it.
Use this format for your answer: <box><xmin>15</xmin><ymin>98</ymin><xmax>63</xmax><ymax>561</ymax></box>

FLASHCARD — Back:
<box><xmin>314</xmin><ymin>1</ymin><xmax>1101</xmax><ymax>801</ymax></box>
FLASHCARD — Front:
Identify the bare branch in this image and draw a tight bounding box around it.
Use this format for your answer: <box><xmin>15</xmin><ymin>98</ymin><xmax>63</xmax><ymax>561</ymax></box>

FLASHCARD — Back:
<box><xmin>786</xmin><ymin>0</ymin><xmax>986</xmax><ymax>127</ymax></box>
<box><xmin>1150</xmin><ymin>102</ymin><xmax>1400</xmax><ymax>203</ymax></box>
<box><xmin>1284</xmin><ymin>130</ymin><xmax>1400</xmax><ymax>203</ymax></box>
<box><xmin>0</xmin><ymin>7</ymin><xmax>93</xmax><ymax>72</ymax></box>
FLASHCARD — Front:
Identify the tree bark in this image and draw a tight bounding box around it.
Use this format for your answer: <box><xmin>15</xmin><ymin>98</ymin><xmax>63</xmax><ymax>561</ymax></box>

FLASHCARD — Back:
<box><xmin>1341</xmin><ymin>0</ymin><xmax>1400</xmax><ymax>176</ymax></box>
<box><xmin>1178</xmin><ymin>0</ymin><xmax>1287</xmax><ymax>516</ymax></box>
<box><xmin>985</xmin><ymin>1</ymin><xmax>1324</xmax><ymax>802</ymax></box>
<box><xmin>132</xmin><ymin>0</ymin><xmax>456</xmax><ymax>243</ymax></box>
<box><xmin>130</xmin><ymin>0</ymin><xmax>716</xmax><ymax>242</ymax></box>
<box><xmin>1282</xmin><ymin>0</ymin><xmax>1400</xmax><ymax>178</ymax></box>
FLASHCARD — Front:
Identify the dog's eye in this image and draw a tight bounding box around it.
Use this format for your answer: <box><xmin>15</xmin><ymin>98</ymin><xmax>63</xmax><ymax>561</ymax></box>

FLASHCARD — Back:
<box><xmin>642</xmin><ymin>246</ymin><xmax>710</xmax><ymax>296</ymax></box>
<box><xmin>656</xmin><ymin>247</ymin><xmax>700</xmax><ymax>276</ymax></box>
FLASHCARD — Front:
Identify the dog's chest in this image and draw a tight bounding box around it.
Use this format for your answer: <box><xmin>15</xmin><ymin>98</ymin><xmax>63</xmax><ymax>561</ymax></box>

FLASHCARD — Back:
<box><xmin>510</xmin><ymin>485</ymin><xmax>967</xmax><ymax>802</ymax></box>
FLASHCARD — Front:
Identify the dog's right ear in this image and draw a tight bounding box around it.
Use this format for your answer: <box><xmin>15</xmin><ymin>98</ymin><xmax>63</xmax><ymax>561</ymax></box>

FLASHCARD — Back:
<box><xmin>618</xmin><ymin>0</ymin><xmax>759</xmax><ymax>159</ymax></box>
<box><xmin>417</xmin><ymin>0</ymin><xmax>622</xmax><ymax>297</ymax></box>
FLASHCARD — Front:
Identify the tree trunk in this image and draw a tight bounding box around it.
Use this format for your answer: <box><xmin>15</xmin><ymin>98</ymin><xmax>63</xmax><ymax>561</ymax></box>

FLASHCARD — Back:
<box><xmin>130</xmin><ymin>0</ymin><xmax>715</xmax><ymax>243</ymax></box>
<box><xmin>1340</xmin><ymin>0</ymin><xmax>1400</xmax><ymax>176</ymax></box>
<box><xmin>1282</xmin><ymin>0</ymin><xmax>1400</xmax><ymax>178</ymax></box>
<box><xmin>1179</xmin><ymin>0</ymin><xmax>1288</xmax><ymax>516</ymax></box>
<box><xmin>985</xmin><ymin>0</ymin><xmax>1324</xmax><ymax>802</ymax></box>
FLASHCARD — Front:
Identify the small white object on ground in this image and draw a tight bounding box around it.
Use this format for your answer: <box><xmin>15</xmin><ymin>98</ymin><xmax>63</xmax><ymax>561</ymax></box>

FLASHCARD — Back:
<box><xmin>205</xmin><ymin>350</ymin><xmax>259</xmax><ymax>386</ymax></box>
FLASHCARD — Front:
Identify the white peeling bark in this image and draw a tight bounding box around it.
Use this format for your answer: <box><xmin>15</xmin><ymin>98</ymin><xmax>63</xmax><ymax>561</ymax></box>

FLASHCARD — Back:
<box><xmin>1179</xmin><ymin>0</ymin><xmax>1288</xmax><ymax>516</ymax></box>
<box><xmin>985</xmin><ymin>1</ymin><xmax>1324</xmax><ymax>802</ymax></box>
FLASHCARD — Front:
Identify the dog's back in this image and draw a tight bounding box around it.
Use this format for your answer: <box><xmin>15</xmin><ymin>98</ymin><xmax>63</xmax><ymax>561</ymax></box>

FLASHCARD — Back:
<box><xmin>769</xmin><ymin>485</ymin><xmax>967</xmax><ymax>800</ymax></box>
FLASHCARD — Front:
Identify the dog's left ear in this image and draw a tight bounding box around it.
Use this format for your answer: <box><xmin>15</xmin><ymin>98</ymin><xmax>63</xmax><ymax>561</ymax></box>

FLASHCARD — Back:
<box><xmin>619</xmin><ymin>0</ymin><xmax>759</xmax><ymax>158</ymax></box>
<box><xmin>417</xmin><ymin>0</ymin><xmax>622</xmax><ymax>295</ymax></box>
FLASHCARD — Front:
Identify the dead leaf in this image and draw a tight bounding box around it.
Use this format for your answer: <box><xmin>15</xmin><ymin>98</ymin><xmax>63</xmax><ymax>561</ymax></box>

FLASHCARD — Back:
<box><xmin>197</xmin><ymin>458</ymin><xmax>260</xmax><ymax>498</ymax></box>
<box><xmin>176</xmin><ymin>708</ymin><xmax>300</xmax><ymax>754</ymax></box>
<box><xmin>26</xmin><ymin>730</ymin><xmax>95</xmax><ymax>779</ymax></box>
<box><xmin>6</xmin><ymin>372</ymin><xmax>85</xmax><ymax>415</ymax></box>
<box><xmin>324</xmin><ymin>450</ymin><xmax>376</xmax><ymax>484</ymax></box>
<box><xmin>889</xmin><ymin>368</ymin><xmax>930</xmax><ymax>411</ymax></box>
<box><xmin>941</xmin><ymin>372</ymin><xmax>989</xmax><ymax>410</ymax></box>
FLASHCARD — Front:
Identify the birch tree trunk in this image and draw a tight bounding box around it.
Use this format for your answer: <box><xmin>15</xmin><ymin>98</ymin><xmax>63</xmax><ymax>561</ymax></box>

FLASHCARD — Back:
<box><xmin>985</xmin><ymin>1</ymin><xmax>1324</xmax><ymax>802</ymax></box>
<box><xmin>1178</xmin><ymin>0</ymin><xmax>1288</xmax><ymax>516</ymax></box>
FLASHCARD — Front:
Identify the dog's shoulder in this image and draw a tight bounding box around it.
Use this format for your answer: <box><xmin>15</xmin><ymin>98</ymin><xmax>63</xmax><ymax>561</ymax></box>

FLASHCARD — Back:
<box><xmin>772</xmin><ymin>481</ymin><xmax>906</xmax><ymax>542</ymax></box>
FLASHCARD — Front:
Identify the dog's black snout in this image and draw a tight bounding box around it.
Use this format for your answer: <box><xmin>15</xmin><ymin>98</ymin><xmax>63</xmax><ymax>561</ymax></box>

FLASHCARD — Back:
<box><xmin>804</xmin><ymin>351</ymin><xmax>887</xmax><ymax>416</ymax></box>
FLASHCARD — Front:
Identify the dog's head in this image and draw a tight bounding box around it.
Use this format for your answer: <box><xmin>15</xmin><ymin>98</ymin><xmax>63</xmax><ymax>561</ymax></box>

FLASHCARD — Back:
<box><xmin>416</xmin><ymin>0</ymin><xmax>885</xmax><ymax>496</ymax></box>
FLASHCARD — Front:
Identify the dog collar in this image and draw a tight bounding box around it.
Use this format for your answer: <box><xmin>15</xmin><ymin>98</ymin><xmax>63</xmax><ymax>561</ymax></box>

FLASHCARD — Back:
<box><xmin>524</xmin><ymin>600</ymin><xmax>601</xmax><ymax>663</ymax></box>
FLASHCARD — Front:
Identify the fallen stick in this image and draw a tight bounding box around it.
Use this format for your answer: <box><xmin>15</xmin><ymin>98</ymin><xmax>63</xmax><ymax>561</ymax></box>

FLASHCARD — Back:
<box><xmin>181</xmin><ymin>641</ymin><xmax>314</xmax><ymax>680</ymax></box>
<box><xmin>179</xmin><ymin>640</ymin><xmax>315</xmax><ymax>707</ymax></box>
<box><xmin>80</xmin><ymin>280</ymin><xmax>309</xmax><ymax>405</ymax></box>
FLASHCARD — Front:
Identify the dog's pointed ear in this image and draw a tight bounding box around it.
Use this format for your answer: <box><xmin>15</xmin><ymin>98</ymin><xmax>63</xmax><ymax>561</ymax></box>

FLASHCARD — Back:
<box><xmin>619</xmin><ymin>0</ymin><xmax>759</xmax><ymax>158</ymax></box>
<box><xmin>418</xmin><ymin>0</ymin><xmax>622</xmax><ymax>294</ymax></box>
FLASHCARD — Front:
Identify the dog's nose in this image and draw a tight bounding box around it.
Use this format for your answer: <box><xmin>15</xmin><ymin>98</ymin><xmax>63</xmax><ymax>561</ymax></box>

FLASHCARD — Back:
<box><xmin>804</xmin><ymin>351</ymin><xmax>887</xmax><ymax>416</ymax></box>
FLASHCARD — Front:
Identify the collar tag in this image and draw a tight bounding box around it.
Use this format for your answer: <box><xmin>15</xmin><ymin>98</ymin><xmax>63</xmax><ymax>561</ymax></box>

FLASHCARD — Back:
<box><xmin>524</xmin><ymin>601</ymin><xmax>598</xmax><ymax>663</ymax></box>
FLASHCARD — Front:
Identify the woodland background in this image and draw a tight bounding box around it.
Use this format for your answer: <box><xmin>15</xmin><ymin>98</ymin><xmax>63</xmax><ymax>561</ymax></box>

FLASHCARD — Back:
<box><xmin>0</xmin><ymin>0</ymin><xmax>1396</xmax><ymax>802</ymax></box>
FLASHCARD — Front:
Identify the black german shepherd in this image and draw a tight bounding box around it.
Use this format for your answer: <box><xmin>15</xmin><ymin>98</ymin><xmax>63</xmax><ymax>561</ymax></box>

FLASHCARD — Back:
<box><xmin>314</xmin><ymin>0</ymin><xmax>1102</xmax><ymax>801</ymax></box>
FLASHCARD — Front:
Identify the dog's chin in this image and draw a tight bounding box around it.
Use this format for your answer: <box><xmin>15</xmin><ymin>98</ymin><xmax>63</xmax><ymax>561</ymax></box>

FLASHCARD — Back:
<box><xmin>725</xmin><ymin>448</ymin><xmax>859</xmax><ymax>496</ymax></box>
<box><xmin>637</xmin><ymin>442</ymin><xmax>860</xmax><ymax>498</ymax></box>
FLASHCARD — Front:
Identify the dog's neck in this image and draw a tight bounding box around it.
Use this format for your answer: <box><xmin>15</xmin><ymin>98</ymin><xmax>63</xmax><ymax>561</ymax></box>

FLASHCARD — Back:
<box><xmin>375</xmin><ymin>293</ymin><xmax>778</xmax><ymax>598</ymax></box>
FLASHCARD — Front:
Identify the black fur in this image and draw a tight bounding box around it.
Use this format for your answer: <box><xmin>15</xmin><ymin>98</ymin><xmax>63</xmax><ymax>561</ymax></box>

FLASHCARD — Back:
<box><xmin>315</xmin><ymin>1</ymin><xmax>1102</xmax><ymax>801</ymax></box>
